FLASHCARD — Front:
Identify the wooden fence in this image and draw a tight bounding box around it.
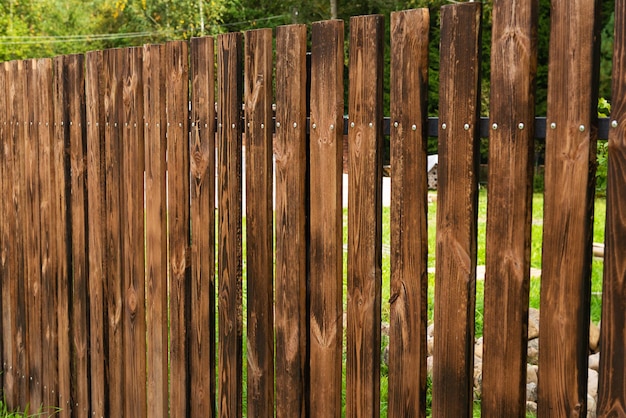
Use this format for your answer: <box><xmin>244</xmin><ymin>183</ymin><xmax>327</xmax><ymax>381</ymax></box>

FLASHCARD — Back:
<box><xmin>1</xmin><ymin>1</ymin><xmax>625</xmax><ymax>417</ymax></box>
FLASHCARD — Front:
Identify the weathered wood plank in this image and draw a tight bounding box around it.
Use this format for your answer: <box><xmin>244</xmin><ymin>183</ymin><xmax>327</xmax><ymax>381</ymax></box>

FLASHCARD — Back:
<box><xmin>52</xmin><ymin>55</ymin><xmax>72</xmax><ymax>418</ymax></box>
<box><xmin>12</xmin><ymin>59</ymin><xmax>29</xmax><ymax>409</ymax></box>
<box><xmin>244</xmin><ymin>28</ymin><xmax>274</xmax><ymax>418</ymax></box>
<box><xmin>598</xmin><ymin>1</ymin><xmax>626</xmax><ymax>414</ymax></box>
<box><xmin>0</xmin><ymin>61</ymin><xmax>7</xmax><ymax>405</ymax></box>
<box><xmin>346</xmin><ymin>14</ymin><xmax>384</xmax><ymax>418</ymax></box>
<box><xmin>308</xmin><ymin>19</ymin><xmax>344</xmax><ymax>418</ymax></box>
<box><xmin>102</xmin><ymin>48</ymin><xmax>125</xmax><ymax>417</ymax></box>
<box><xmin>189</xmin><ymin>35</ymin><xmax>216</xmax><ymax>418</ymax></box>
<box><xmin>481</xmin><ymin>1</ymin><xmax>538</xmax><ymax>417</ymax></box>
<box><xmin>143</xmin><ymin>43</ymin><xmax>169</xmax><ymax>418</ymax></box>
<box><xmin>166</xmin><ymin>40</ymin><xmax>192</xmax><ymax>418</ymax></box>
<box><xmin>217</xmin><ymin>32</ymin><xmax>243</xmax><ymax>418</ymax></box>
<box><xmin>120</xmin><ymin>47</ymin><xmax>147</xmax><ymax>418</ymax></box>
<box><xmin>538</xmin><ymin>0</ymin><xmax>600</xmax><ymax>415</ymax></box>
<box><xmin>65</xmin><ymin>54</ymin><xmax>90</xmax><ymax>417</ymax></box>
<box><xmin>85</xmin><ymin>49</ymin><xmax>106</xmax><ymax>418</ymax></box>
<box><xmin>388</xmin><ymin>9</ymin><xmax>430</xmax><ymax>418</ymax></box>
<box><xmin>274</xmin><ymin>23</ymin><xmax>308</xmax><ymax>418</ymax></box>
<box><xmin>1</xmin><ymin>60</ymin><xmax>19</xmax><ymax>410</ymax></box>
<box><xmin>432</xmin><ymin>4</ymin><xmax>482</xmax><ymax>417</ymax></box>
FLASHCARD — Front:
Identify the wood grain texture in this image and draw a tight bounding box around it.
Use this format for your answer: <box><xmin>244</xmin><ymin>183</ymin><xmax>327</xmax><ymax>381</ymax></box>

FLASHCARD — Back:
<box><xmin>166</xmin><ymin>40</ymin><xmax>192</xmax><ymax>418</ymax></box>
<box><xmin>24</xmin><ymin>59</ymin><xmax>43</xmax><ymax>411</ymax></box>
<box><xmin>244</xmin><ymin>28</ymin><xmax>275</xmax><ymax>418</ymax></box>
<box><xmin>64</xmin><ymin>54</ymin><xmax>90</xmax><ymax>417</ymax></box>
<box><xmin>120</xmin><ymin>47</ymin><xmax>147</xmax><ymax>418</ymax></box>
<box><xmin>85</xmin><ymin>50</ymin><xmax>106</xmax><ymax>418</ymax></box>
<box><xmin>217</xmin><ymin>32</ymin><xmax>243</xmax><ymax>418</ymax></box>
<box><xmin>190</xmin><ymin>36</ymin><xmax>216</xmax><ymax>418</ymax></box>
<box><xmin>12</xmin><ymin>60</ymin><xmax>28</xmax><ymax>408</ymax></box>
<box><xmin>481</xmin><ymin>1</ymin><xmax>538</xmax><ymax>417</ymax></box>
<box><xmin>346</xmin><ymin>14</ymin><xmax>384</xmax><ymax>418</ymax></box>
<box><xmin>388</xmin><ymin>9</ymin><xmax>429</xmax><ymax>418</ymax></box>
<box><xmin>274</xmin><ymin>23</ymin><xmax>308</xmax><ymax>418</ymax></box>
<box><xmin>538</xmin><ymin>0</ymin><xmax>600</xmax><ymax>416</ymax></box>
<box><xmin>0</xmin><ymin>61</ymin><xmax>7</xmax><ymax>406</ymax></box>
<box><xmin>598</xmin><ymin>1</ymin><xmax>626</xmax><ymax>414</ymax></box>
<box><xmin>102</xmin><ymin>48</ymin><xmax>125</xmax><ymax>417</ymax></box>
<box><xmin>1</xmin><ymin>60</ymin><xmax>19</xmax><ymax>410</ymax></box>
<box><xmin>143</xmin><ymin>43</ymin><xmax>168</xmax><ymax>418</ymax></box>
<box><xmin>432</xmin><ymin>4</ymin><xmax>482</xmax><ymax>418</ymax></box>
<box><xmin>308</xmin><ymin>19</ymin><xmax>344</xmax><ymax>418</ymax></box>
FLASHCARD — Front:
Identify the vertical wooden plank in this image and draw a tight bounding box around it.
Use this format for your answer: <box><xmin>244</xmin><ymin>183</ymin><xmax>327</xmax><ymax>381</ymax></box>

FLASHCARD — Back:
<box><xmin>598</xmin><ymin>1</ymin><xmax>626</xmax><ymax>414</ymax></box>
<box><xmin>481</xmin><ymin>1</ymin><xmax>538</xmax><ymax>417</ymax></box>
<box><xmin>166</xmin><ymin>40</ymin><xmax>191</xmax><ymax>418</ymax></box>
<box><xmin>274</xmin><ymin>23</ymin><xmax>308</xmax><ymax>418</ymax></box>
<box><xmin>189</xmin><ymin>35</ymin><xmax>216</xmax><ymax>418</ymax></box>
<box><xmin>217</xmin><ymin>32</ymin><xmax>243</xmax><ymax>418</ymax></box>
<box><xmin>388</xmin><ymin>9</ymin><xmax>430</xmax><ymax>418</ymax></box>
<box><xmin>346</xmin><ymin>14</ymin><xmax>384</xmax><ymax>418</ymax></box>
<box><xmin>538</xmin><ymin>0</ymin><xmax>600</xmax><ymax>415</ymax></box>
<box><xmin>13</xmin><ymin>60</ymin><xmax>29</xmax><ymax>409</ymax></box>
<box><xmin>432</xmin><ymin>4</ymin><xmax>482</xmax><ymax>418</ymax></box>
<box><xmin>120</xmin><ymin>47</ymin><xmax>147</xmax><ymax>418</ymax></box>
<box><xmin>0</xmin><ymin>61</ymin><xmax>7</xmax><ymax>404</ymax></box>
<box><xmin>308</xmin><ymin>19</ymin><xmax>344</xmax><ymax>418</ymax></box>
<box><xmin>85</xmin><ymin>50</ymin><xmax>106</xmax><ymax>418</ymax></box>
<box><xmin>52</xmin><ymin>55</ymin><xmax>72</xmax><ymax>418</ymax></box>
<box><xmin>244</xmin><ymin>28</ymin><xmax>274</xmax><ymax>418</ymax></box>
<box><xmin>144</xmin><ymin>43</ymin><xmax>169</xmax><ymax>418</ymax></box>
<box><xmin>65</xmin><ymin>54</ymin><xmax>91</xmax><ymax>417</ymax></box>
<box><xmin>0</xmin><ymin>60</ymin><xmax>19</xmax><ymax>410</ymax></box>
<box><xmin>34</xmin><ymin>57</ymin><xmax>58</xmax><ymax>412</ymax></box>
<box><xmin>102</xmin><ymin>48</ymin><xmax>125</xmax><ymax>417</ymax></box>
<box><xmin>24</xmin><ymin>59</ymin><xmax>43</xmax><ymax>411</ymax></box>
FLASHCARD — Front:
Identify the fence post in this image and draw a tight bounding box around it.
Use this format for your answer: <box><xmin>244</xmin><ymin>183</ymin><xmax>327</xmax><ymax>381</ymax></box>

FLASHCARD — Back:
<box><xmin>432</xmin><ymin>3</ymin><xmax>482</xmax><ymax>417</ymax></box>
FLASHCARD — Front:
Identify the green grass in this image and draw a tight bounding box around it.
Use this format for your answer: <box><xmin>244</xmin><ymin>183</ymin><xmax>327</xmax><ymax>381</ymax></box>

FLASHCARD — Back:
<box><xmin>0</xmin><ymin>400</ymin><xmax>59</xmax><ymax>418</ymax></box>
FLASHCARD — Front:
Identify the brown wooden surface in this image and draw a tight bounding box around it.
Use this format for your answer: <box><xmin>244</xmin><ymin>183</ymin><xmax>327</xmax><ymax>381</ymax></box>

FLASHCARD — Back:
<box><xmin>0</xmin><ymin>61</ymin><xmax>8</xmax><ymax>406</ymax></box>
<box><xmin>102</xmin><ymin>48</ymin><xmax>125</xmax><ymax>417</ymax></box>
<box><xmin>1</xmin><ymin>60</ymin><xmax>19</xmax><ymax>409</ymax></box>
<box><xmin>143</xmin><ymin>43</ymin><xmax>169</xmax><ymax>418</ymax></box>
<box><xmin>120</xmin><ymin>47</ymin><xmax>147</xmax><ymax>418</ymax></box>
<box><xmin>244</xmin><ymin>28</ymin><xmax>275</xmax><ymax>418</ymax></box>
<box><xmin>52</xmin><ymin>55</ymin><xmax>72</xmax><ymax>418</ymax></box>
<box><xmin>85</xmin><ymin>50</ymin><xmax>106</xmax><ymax>418</ymax></box>
<box><xmin>190</xmin><ymin>36</ymin><xmax>216</xmax><ymax>418</ymax></box>
<box><xmin>274</xmin><ymin>23</ymin><xmax>308</xmax><ymax>418</ymax></box>
<box><xmin>432</xmin><ymin>4</ymin><xmax>482</xmax><ymax>418</ymax></box>
<box><xmin>65</xmin><ymin>54</ymin><xmax>90</xmax><ymax>417</ymax></box>
<box><xmin>217</xmin><ymin>32</ymin><xmax>243</xmax><ymax>418</ymax></box>
<box><xmin>481</xmin><ymin>0</ymin><xmax>538</xmax><ymax>416</ymax></box>
<box><xmin>598</xmin><ymin>1</ymin><xmax>626</xmax><ymax>414</ymax></box>
<box><xmin>24</xmin><ymin>59</ymin><xmax>43</xmax><ymax>410</ymax></box>
<box><xmin>166</xmin><ymin>40</ymin><xmax>192</xmax><ymax>418</ymax></box>
<box><xmin>388</xmin><ymin>9</ymin><xmax>429</xmax><ymax>418</ymax></box>
<box><xmin>346</xmin><ymin>14</ymin><xmax>384</xmax><ymax>418</ymax></box>
<box><xmin>538</xmin><ymin>0</ymin><xmax>600</xmax><ymax>416</ymax></box>
<box><xmin>308</xmin><ymin>19</ymin><xmax>344</xmax><ymax>418</ymax></box>
<box><xmin>12</xmin><ymin>60</ymin><xmax>28</xmax><ymax>408</ymax></box>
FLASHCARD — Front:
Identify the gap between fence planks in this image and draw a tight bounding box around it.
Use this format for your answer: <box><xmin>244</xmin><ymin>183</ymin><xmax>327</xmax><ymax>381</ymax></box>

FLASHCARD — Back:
<box><xmin>432</xmin><ymin>3</ymin><xmax>482</xmax><ymax>417</ymax></box>
<box><xmin>538</xmin><ymin>0</ymin><xmax>600</xmax><ymax>415</ymax></box>
<box><xmin>388</xmin><ymin>8</ymin><xmax>430</xmax><ymax>418</ymax></box>
<box><xmin>481</xmin><ymin>0</ymin><xmax>538</xmax><ymax>416</ymax></box>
